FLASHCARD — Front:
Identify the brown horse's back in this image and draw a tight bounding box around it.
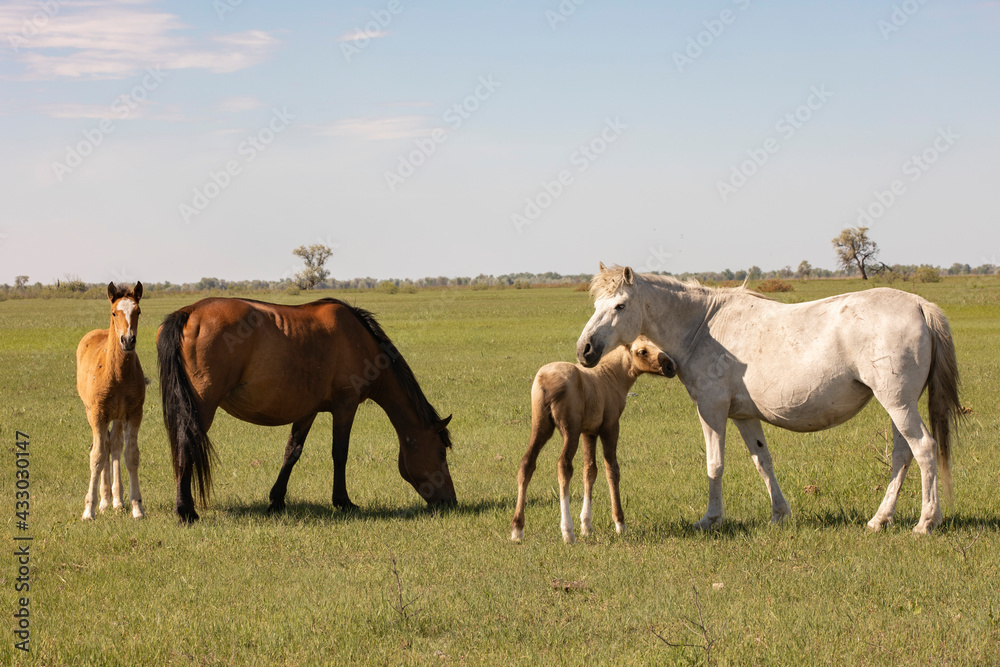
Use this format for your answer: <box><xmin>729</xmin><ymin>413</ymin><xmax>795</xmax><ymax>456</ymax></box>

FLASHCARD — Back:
<box><xmin>174</xmin><ymin>298</ymin><xmax>380</xmax><ymax>427</ymax></box>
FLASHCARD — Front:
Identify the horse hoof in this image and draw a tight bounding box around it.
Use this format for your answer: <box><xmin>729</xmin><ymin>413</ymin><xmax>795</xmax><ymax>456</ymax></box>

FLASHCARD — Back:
<box><xmin>562</xmin><ymin>531</ymin><xmax>576</xmax><ymax>544</ymax></box>
<box><xmin>694</xmin><ymin>517</ymin><xmax>721</xmax><ymax>531</ymax></box>
<box><xmin>131</xmin><ymin>503</ymin><xmax>145</xmax><ymax>519</ymax></box>
<box><xmin>615</xmin><ymin>522</ymin><xmax>627</xmax><ymax>535</ymax></box>
<box><xmin>510</xmin><ymin>528</ymin><xmax>524</xmax><ymax>542</ymax></box>
<box><xmin>912</xmin><ymin>523</ymin><xmax>933</xmax><ymax>535</ymax></box>
<box><xmin>267</xmin><ymin>502</ymin><xmax>286</xmax><ymax>515</ymax></box>
<box><xmin>81</xmin><ymin>511</ymin><xmax>95</xmax><ymax>521</ymax></box>
<box><xmin>867</xmin><ymin>517</ymin><xmax>887</xmax><ymax>532</ymax></box>
<box><xmin>333</xmin><ymin>499</ymin><xmax>359</xmax><ymax>512</ymax></box>
<box><xmin>177</xmin><ymin>508</ymin><xmax>200</xmax><ymax>525</ymax></box>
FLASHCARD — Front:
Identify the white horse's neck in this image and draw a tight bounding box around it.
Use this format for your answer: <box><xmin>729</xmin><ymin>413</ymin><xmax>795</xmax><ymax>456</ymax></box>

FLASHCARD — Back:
<box><xmin>637</xmin><ymin>277</ymin><xmax>725</xmax><ymax>364</ymax></box>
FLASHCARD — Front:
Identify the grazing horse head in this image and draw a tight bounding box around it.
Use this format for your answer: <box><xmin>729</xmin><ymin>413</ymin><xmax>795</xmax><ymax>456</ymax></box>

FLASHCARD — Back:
<box><xmin>577</xmin><ymin>263</ymin><xmax>642</xmax><ymax>368</ymax></box>
<box><xmin>397</xmin><ymin>414</ymin><xmax>457</xmax><ymax>507</ymax></box>
<box><xmin>108</xmin><ymin>281</ymin><xmax>143</xmax><ymax>353</ymax></box>
<box><xmin>629</xmin><ymin>335</ymin><xmax>676</xmax><ymax>378</ymax></box>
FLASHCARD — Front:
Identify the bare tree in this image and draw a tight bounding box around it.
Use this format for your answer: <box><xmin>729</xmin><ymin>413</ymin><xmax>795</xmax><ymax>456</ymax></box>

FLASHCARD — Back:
<box><xmin>293</xmin><ymin>244</ymin><xmax>334</xmax><ymax>290</ymax></box>
<box><xmin>15</xmin><ymin>275</ymin><xmax>29</xmax><ymax>290</ymax></box>
<box><xmin>796</xmin><ymin>260</ymin><xmax>812</xmax><ymax>279</ymax></box>
<box><xmin>832</xmin><ymin>227</ymin><xmax>879</xmax><ymax>280</ymax></box>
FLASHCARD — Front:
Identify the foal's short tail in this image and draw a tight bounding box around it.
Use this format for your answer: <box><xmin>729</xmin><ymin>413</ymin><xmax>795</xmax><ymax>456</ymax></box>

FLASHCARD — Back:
<box><xmin>157</xmin><ymin>310</ymin><xmax>215</xmax><ymax>507</ymax></box>
<box><xmin>922</xmin><ymin>302</ymin><xmax>960</xmax><ymax>503</ymax></box>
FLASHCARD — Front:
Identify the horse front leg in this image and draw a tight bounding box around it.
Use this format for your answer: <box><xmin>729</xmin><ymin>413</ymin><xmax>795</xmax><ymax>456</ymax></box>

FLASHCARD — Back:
<box><xmin>556</xmin><ymin>427</ymin><xmax>582</xmax><ymax>543</ymax></box>
<box><xmin>331</xmin><ymin>405</ymin><xmax>360</xmax><ymax>511</ymax></box>
<box><xmin>268</xmin><ymin>414</ymin><xmax>317</xmax><ymax>514</ymax></box>
<box><xmin>695</xmin><ymin>403</ymin><xmax>728</xmax><ymax>530</ymax></box>
<box><xmin>599</xmin><ymin>423</ymin><xmax>626</xmax><ymax>535</ymax></box>
<box><xmin>123</xmin><ymin>416</ymin><xmax>145</xmax><ymax>518</ymax></box>
<box><xmin>83</xmin><ymin>418</ymin><xmax>109</xmax><ymax>521</ymax></box>
<box><xmin>733</xmin><ymin>418</ymin><xmax>790</xmax><ymax>524</ymax></box>
<box><xmin>579</xmin><ymin>433</ymin><xmax>599</xmax><ymax>537</ymax></box>
<box><xmin>107</xmin><ymin>420</ymin><xmax>125</xmax><ymax>512</ymax></box>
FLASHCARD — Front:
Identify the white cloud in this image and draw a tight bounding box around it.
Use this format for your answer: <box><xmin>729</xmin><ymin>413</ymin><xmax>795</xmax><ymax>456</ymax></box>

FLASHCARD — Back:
<box><xmin>0</xmin><ymin>1</ymin><xmax>279</xmax><ymax>80</ymax></box>
<box><xmin>336</xmin><ymin>29</ymin><xmax>389</xmax><ymax>42</ymax></box>
<box><xmin>314</xmin><ymin>116</ymin><xmax>431</xmax><ymax>141</ymax></box>
<box><xmin>216</xmin><ymin>96</ymin><xmax>264</xmax><ymax>113</ymax></box>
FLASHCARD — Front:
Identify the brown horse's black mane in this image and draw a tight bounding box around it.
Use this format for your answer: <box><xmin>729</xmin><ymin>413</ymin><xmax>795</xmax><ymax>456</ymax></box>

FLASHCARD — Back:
<box><xmin>315</xmin><ymin>298</ymin><xmax>453</xmax><ymax>448</ymax></box>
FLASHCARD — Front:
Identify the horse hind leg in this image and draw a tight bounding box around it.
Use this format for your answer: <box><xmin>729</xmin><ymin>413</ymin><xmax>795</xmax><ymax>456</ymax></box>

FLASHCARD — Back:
<box><xmin>733</xmin><ymin>418</ymin><xmax>790</xmax><ymax>524</ymax></box>
<box><xmin>123</xmin><ymin>417</ymin><xmax>145</xmax><ymax>518</ymax></box>
<box><xmin>269</xmin><ymin>414</ymin><xmax>316</xmax><ymax>514</ymax></box>
<box><xmin>579</xmin><ymin>433</ymin><xmax>599</xmax><ymax>537</ymax></box>
<box><xmin>511</xmin><ymin>409</ymin><xmax>556</xmax><ymax>542</ymax></box>
<box><xmin>871</xmin><ymin>405</ymin><xmax>940</xmax><ymax>534</ymax></box>
<box><xmin>83</xmin><ymin>419</ymin><xmax>110</xmax><ymax>521</ymax></box>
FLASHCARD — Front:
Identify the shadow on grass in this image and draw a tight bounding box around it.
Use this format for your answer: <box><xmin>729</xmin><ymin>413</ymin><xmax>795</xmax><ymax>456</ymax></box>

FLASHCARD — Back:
<box><xmin>212</xmin><ymin>496</ymin><xmax>513</xmax><ymax>525</ymax></box>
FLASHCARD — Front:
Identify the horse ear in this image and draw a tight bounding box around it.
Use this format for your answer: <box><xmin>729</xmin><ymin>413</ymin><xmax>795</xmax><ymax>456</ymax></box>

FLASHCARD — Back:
<box><xmin>599</xmin><ymin>261</ymin><xmax>607</xmax><ymax>271</ymax></box>
<box><xmin>624</xmin><ymin>267</ymin><xmax>634</xmax><ymax>284</ymax></box>
<box><xmin>132</xmin><ymin>281</ymin><xmax>143</xmax><ymax>301</ymax></box>
<box><xmin>107</xmin><ymin>282</ymin><xmax>118</xmax><ymax>302</ymax></box>
<box><xmin>436</xmin><ymin>415</ymin><xmax>452</xmax><ymax>432</ymax></box>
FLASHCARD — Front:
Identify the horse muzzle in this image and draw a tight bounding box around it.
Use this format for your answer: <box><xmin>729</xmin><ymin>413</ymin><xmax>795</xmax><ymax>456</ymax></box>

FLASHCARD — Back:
<box><xmin>576</xmin><ymin>339</ymin><xmax>603</xmax><ymax>368</ymax></box>
<box><xmin>120</xmin><ymin>334</ymin><xmax>137</xmax><ymax>352</ymax></box>
<box><xmin>659</xmin><ymin>353</ymin><xmax>677</xmax><ymax>378</ymax></box>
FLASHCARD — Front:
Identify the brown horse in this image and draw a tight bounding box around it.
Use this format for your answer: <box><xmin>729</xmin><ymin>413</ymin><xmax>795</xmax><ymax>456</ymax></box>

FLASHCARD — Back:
<box><xmin>156</xmin><ymin>297</ymin><xmax>456</xmax><ymax>523</ymax></box>
<box><xmin>77</xmin><ymin>282</ymin><xmax>146</xmax><ymax>520</ymax></box>
<box><xmin>511</xmin><ymin>336</ymin><xmax>675</xmax><ymax>543</ymax></box>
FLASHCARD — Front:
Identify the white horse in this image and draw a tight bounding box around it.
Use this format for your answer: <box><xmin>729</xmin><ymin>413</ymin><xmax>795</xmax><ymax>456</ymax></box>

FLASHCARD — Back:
<box><xmin>576</xmin><ymin>264</ymin><xmax>960</xmax><ymax>534</ymax></box>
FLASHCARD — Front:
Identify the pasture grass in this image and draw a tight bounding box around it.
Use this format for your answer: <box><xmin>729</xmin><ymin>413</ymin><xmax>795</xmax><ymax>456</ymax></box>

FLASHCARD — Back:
<box><xmin>1</xmin><ymin>277</ymin><xmax>999</xmax><ymax>665</ymax></box>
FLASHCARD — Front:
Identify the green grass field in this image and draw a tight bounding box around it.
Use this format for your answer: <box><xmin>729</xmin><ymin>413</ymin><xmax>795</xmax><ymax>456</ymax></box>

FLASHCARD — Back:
<box><xmin>2</xmin><ymin>277</ymin><xmax>998</xmax><ymax>665</ymax></box>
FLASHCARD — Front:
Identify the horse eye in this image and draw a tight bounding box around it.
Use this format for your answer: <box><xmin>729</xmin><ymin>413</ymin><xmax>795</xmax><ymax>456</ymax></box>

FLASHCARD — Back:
<box><xmin>638</xmin><ymin>349</ymin><xmax>646</xmax><ymax>355</ymax></box>
<box><xmin>614</xmin><ymin>303</ymin><xmax>626</xmax><ymax>311</ymax></box>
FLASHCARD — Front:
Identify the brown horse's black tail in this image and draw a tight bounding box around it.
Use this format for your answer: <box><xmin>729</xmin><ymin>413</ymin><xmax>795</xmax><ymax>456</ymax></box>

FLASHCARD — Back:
<box><xmin>157</xmin><ymin>310</ymin><xmax>215</xmax><ymax>508</ymax></box>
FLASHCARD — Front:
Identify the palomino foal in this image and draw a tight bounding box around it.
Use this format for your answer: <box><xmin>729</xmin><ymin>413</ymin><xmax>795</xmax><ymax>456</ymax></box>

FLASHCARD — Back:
<box><xmin>76</xmin><ymin>282</ymin><xmax>146</xmax><ymax>520</ymax></box>
<box><xmin>511</xmin><ymin>336</ymin><xmax>675</xmax><ymax>543</ymax></box>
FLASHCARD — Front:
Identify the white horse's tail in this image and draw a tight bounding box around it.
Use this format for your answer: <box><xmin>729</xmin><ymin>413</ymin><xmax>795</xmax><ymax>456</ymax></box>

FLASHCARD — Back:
<box><xmin>921</xmin><ymin>301</ymin><xmax>960</xmax><ymax>503</ymax></box>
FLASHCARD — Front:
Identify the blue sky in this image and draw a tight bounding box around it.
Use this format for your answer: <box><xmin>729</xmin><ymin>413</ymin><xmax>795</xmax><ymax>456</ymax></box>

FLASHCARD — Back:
<box><xmin>1</xmin><ymin>0</ymin><xmax>998</xmax><ymax>284</ymax></box>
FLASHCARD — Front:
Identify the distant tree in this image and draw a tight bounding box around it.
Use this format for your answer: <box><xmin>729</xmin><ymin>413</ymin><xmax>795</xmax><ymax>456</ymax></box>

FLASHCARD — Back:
<box><xmin>747</xmin><ymin>266</ymin><xmax>763</xmax><ymax>280</ymax></box>
<box><xmin>15</xmin><ymin>275</ymin><xmax>28</xmax><ymax>290</ymax></box>
<box><xmin>293</xmin><ymin>243</ymin><xmax>334</xmax><ymax>290</ymax></box>
<box><xmin>832</xmin><ymin>227</ymin><xmax>879</xmax><ymax>280</ymax></box>
<box><xmin>796</xmin><ymin>260</ymin><xmax>812</xmax><ymax>279</ymax></box>
<box><xmin>916</xmin><ymin>266</ymin><xmax>942</xmax><ymax>283</ymax></box>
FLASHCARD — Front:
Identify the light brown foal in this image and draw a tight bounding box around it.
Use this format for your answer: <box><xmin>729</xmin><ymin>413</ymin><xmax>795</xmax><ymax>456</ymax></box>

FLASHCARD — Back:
<box><xmin>76</xmin><ymin>282</ymin><xmax>146</xmax><ymax>520</ymax></box>
<box><xmin>511</xmin><ymin>336</ymin><xmax>675</xmax><ymax>543</ymax></box>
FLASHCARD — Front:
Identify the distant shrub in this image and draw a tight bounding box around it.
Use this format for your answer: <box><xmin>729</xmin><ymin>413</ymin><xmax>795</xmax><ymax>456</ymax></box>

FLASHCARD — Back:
<box><xmin>916</xmin><ymin>266</ymin><xmax>942</xmax><ymax>283</ymax></box>
<box><xmin>514</xmin><ymin>280</ymin><xmax>531</xmax><ymax>289</ymax></box>
<box><xmin>377</xmin><ymin>280</ymin><xmax>399</xmax><ymax>294</ymax></box>
<box><xmin>756</xmin><ymin>279</ymin><xmax>794</xmax><ymax>293</ymax></box>
<box><xmin>872</xmin><ymin>270</ymin><xmax>902</xmax><ymax>285</ymax></box>
<box><xmin>285</xmin><ymin>285</ymin><xmax>301</xmax><ymax>296</ymax></box>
